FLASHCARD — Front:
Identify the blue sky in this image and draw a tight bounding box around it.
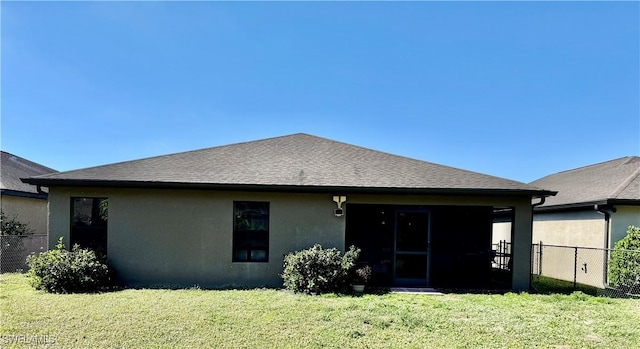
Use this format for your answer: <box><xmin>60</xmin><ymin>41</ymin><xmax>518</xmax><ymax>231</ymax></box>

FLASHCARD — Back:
<box><xmin>1</xmin><ymin>1</ymin><xmax>638</xmax><ymax>183</ymax></box>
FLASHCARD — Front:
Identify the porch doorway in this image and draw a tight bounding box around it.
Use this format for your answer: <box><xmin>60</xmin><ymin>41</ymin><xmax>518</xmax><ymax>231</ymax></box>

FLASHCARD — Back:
<box><xmin>394</xmin><ymin>210</ymin><xmax>430</xmax><ymax>286</ymax></box>
<box><xmin>345</xmin><ymin>204</ymin><xmax>431</xmax><ymax>287</ymax></box>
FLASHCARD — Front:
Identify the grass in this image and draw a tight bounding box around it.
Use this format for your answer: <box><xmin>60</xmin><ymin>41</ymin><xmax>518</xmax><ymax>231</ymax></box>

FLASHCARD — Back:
<box><xmin>532</xmin><ymin>275</ymin><xmax>640</xmax><ymax>299</ymax></box>
<box><xmin>2</xmin><ymin>274</ymin><xmax>640</xmax><ymax>348</ymax></box>
<box><xmin>532</xmin><ymin>275</ymin><xmax>602</xmax><ymax>296</ymax></box>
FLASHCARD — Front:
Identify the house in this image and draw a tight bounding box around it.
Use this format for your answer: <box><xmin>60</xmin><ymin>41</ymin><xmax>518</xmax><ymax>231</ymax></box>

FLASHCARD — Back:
<box><xmin>1</xmin><ymin>151</ymin><xmax>57</xmax><ymax>234</ymax></box>
<box><xmin>530</xmin><ymin>156</ymin><xmax>640</xmax><ymax>249</ymax></box>
<box><xmin>529</xmin><ymin>156</ymin><xmax>639</xmax><ymax>288</ymax></box>
<box><xmin>22</xmin><ymin>134</ymin><xmax>554</xmax><ymax>291</ymax></box>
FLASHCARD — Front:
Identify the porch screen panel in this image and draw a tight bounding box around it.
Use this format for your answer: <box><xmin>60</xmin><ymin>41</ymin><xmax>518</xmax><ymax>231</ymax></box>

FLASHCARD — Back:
<box><xmin>395</xmin><ymin>211</ymin><xmax>430</xmax><ymax>283</ymax></box>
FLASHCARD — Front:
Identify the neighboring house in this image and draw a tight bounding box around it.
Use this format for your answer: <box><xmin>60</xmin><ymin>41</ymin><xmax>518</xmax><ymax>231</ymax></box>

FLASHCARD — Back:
<box><xmin>22</xmin><ymin>134</ymin><xmax>554</xmax><ymax>291</ymax></box>
<box><xmin>1</xmin><ymin>151</ymin><xmax>57</xmax><ymax>234</ymax></box>
<box><xmin>529</xmin><ymin>156</ymin><xmax>640</xmax><ymax>288</ymax></box>
<box><xmin>530</xmin><ymin>156</ymin><xmax>640</xmax><ymax>249</ymax></box>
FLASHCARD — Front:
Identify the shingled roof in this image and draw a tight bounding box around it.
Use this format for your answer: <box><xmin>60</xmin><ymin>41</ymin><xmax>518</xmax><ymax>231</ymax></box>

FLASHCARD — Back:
<box><xmin>23</xmin><ymin>133</ymin><xmax>552</xmax><ymax>196</ymax></box>
<box><xmin>530</xmin><ymin>156</ymin><xmax>640</xmax><ymax>210</ymax></box>
<box><xmin>1</xmin><ymin>151</ymin><xmax>57</xmax><ymax>198</ymax></box>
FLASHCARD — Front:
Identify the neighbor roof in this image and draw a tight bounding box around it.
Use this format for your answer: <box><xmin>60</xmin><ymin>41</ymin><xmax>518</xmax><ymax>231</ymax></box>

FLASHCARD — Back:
<box><xmin>23</xmin><ymin>133</ymin><xmax>553</xmax><ymax>197</ymax></box>
<box><xmin>530</xmin><ymin>156</ymin><xmax>640</xmax><ymax>210</ymax></box>
<box><xmin>1</xmin><ymin>151</ymin><xmax>57</xmax><ymax>198</ymax></box>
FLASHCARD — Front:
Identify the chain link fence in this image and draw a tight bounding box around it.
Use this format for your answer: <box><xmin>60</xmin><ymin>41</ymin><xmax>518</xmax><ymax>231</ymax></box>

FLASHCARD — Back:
<box><xmin>532</xmin><ymin>242</ymin><xmax>640</xmax><ymax>297</ymax></box>
<box><xmin>0</xmin><ymin>235</ymin><xmax>47</xmax><ymax>273</ymax></box>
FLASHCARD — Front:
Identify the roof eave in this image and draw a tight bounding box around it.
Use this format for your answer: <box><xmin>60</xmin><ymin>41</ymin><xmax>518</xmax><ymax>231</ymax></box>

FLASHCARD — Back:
<box><xmin>534</xmin><ymin>199</ymin><xmax>640</xmax><ymax>212</ymax></box>
<box><xmin>22</xmin><ymin>178</ymin><xmax>554</xmax><ymax>197</ymax></box>
<box><xmin>607</xmin><ymin>199</ymin><xmax>640</xmax><ymax>206</ymax></box>
<box><xmin>0</xmin><ymin>189</ymin><xmax>48</xmax><ymax>200</ymax></box>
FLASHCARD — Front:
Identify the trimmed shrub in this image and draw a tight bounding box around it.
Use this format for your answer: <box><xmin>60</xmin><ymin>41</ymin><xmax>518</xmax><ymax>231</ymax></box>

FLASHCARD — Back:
<box><xmin>282</xmin><ymin>244</ymin><xmax>360</xmax><ymax>294</ymax></box>
<box><xmin>26</xmin><ymin>237</ymin><xmax>112</xmax><ymax>293</ymax></box>
<box><xmin>608</xmin><ymin>225</ymin><xmax>640</xmax><ymax>293</ymax></box>
<box><xmin>1</xmin><ymin>210</ymin><xmax>33</xmax><ymax>236</ymax></box>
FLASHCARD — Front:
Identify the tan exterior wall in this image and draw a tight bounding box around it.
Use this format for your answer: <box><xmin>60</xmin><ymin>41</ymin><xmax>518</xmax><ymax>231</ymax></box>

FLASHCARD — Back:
<box><xmin>532</xmin><ymin>206</ymin><xmax>640</xmax><ymax>288</ymax></box>
<box><xmin>532</xmin><ymin>211</ymin><xmax>607</xmax><ymax>287</ymax></box>
<box><xmin>533</xmin><ymin>211</ymin><xmax>605</xmax><ymax>248</ymax></box>
<box><xmin>533</xmin><ymin>205</ymin><xmax>640</xmax><ymax>249</ymax></box>
<box><xmin>48</xmin><ymin>187</ymin><xmax>534</xmax><ymax>290</ymax></box>
<box><xmin>49</xmin><ymin>187</ymin><xmax>345</xmax><ymax>288</ymax></box>
<box><xmin>492</xmin><ymin>222</ymin><xmax>511</xmax><ymax>244</ymax></box>
<box><xmin>1</xmin><ymin>195</ymin><xmax>48</xmax><ymax>235</ymax></box>
<box><xmin>610</xmin><ymin>206</ymin><xmax>640</xmax><ymax>247</ymax></box>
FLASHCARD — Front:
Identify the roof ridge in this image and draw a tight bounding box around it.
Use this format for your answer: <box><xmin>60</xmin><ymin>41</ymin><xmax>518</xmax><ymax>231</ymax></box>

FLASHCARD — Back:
<box><xmin>610</xmin><ymin>163</ymin><xmax>640</xmax><ymax>199</ymax></box>
<box><xmin>549</xmin><ymin>156</ymin><xmax>638</xmax><ymax>176</ymax></box>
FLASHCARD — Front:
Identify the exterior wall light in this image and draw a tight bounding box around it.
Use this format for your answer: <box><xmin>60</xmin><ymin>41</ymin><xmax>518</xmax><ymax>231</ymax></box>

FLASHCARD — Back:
<box><xmin>332</xmin><ymin>195</ymin><xmax>346</xmax><ymax>217</ymax></box>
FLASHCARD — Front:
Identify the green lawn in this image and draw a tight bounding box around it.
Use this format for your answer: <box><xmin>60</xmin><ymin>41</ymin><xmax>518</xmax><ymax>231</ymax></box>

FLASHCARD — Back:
<box><xmin>531</xmin><ymin>275</ymin><xmax>603</xmax><ymax>296</ymax></box>
<box><xmin>2</xmin><ymin>274</ymin><xmax>639</xmax><ymax>348</ymax></box>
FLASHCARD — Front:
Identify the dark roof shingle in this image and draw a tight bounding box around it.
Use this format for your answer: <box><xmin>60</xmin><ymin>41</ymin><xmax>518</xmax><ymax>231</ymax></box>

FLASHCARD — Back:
<box><xmin>530</xmin><ymin>156</ymin><xmax>640</xmax><ymax>209</ymax></box>
<box><xmin>1</xmin><ymin>151</ymin><xmax>57</xmax><ymax>196</ymax></box>
<box><xmin>24</xmin><ymin>133</ymin><xmax>551</xmax><ymax>196</ymax></box>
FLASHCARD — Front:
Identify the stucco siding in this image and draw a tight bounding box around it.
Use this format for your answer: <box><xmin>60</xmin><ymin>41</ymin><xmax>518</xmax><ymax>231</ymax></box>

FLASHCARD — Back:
<box><xmin>532</xmin><ymin>211</ymin><xmax>608</xmax><ymax>287</ymax></box>
<box><xmin>48</xmin><ymin>187</ymin><xmax>534</xmax><ymax>290</ymax></box>
<box><xmin>533</xmin><ymin>206</ymin><xmax>640</xmax><ymax>250</ymax></box>
<box><xmin>492</xmin><ymin>222</ymin><xmax>511</xmax><ymax>244</ymax></box>
<box><xmin>610</xmin><ymin>206</ymin><xmax>640</xmax><ymax>247</ymax></box>
<box><xmin>48</xmin><ymin>187</ymin><xmax>344</xmax><ymax>287</ymax></box>
<box><xmin>1</xmin><ymin>195</ymin><xmax>48</xmax><ymax>235</ymax></box>
<box><xmin>531</xmin><ymin>207</ymin><xmax>640</xmax><ymax>288</ymax></box>
<box><xmin>533</xmin><ymin>211</ymin><xmax>604</xmax><ymax>248</ymax></box>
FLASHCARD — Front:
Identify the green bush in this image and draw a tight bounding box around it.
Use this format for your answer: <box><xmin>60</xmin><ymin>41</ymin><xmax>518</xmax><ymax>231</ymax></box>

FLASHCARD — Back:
<box><xmin>26</xmin><ymin>237</ymin><xmax>112</xmax><ymax>293</ymax></box>
<box><xmin>282</xmin><ymin>244</ymin><xmax>360</xmax><ymax>294</ymax></box>
<box><xmin>1</xmin><ymin>210</ymin><xmax>33</xmax><ymax>235</ymax></box>
<box><xmin>608</xmin><ymin>225</ymin><xmax>640</xmax><ymax>292</ymax></box>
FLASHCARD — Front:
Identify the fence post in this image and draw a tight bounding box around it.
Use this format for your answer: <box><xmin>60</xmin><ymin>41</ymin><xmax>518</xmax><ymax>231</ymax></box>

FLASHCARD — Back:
<box><xmin>573</xmin><ymin>246</ymin><xmax>578</xmax><ymax>288</ymax></box>
<box><xmin>603</xmin><ymin>248</ymin><xmax>609</xmax><ymax>288</ymax></box>
<box><xmin>538</xmin><ymin>241</ymin><xmax>543</xmax><ymax>276</ymax></box>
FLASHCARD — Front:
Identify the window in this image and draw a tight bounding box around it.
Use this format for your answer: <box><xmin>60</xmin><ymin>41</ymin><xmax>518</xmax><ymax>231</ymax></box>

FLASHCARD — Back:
<box><xmin>233</xmin><ymin>201</ymin><xmax>269</xmax><ymax>262</ymax></box>
<box><xmin>71</xmin><ymin>198</ymin><xmax>108</xmax><ymax>257</ymax></box>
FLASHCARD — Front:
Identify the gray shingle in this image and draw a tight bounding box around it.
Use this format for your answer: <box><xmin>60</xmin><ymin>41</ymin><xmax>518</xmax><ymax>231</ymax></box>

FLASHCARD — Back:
<box><xmin>1</xmin><ymin>151</ymin><xmax>57</xmax><ymax>195</ymax></box>
<box><xmin>530</xmin><ymin>156</ymin><xmax>640</xmax><ymax>208</ymax></box>
<box><xmin>24</xmin><ymin>133</ymin><xmax>549</xmax><ymax>195</ymax></box>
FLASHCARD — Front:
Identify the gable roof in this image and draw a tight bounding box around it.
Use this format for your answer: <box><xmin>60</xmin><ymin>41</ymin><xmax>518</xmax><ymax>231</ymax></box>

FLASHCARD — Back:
<box><xmin>530</xmin><ymin>156</ymin><xmax>640</xmax><ymax>210</ymax></box>
<box><xmin>23</xmin><ymin>133</ymin><xmax>553</xmax><ymax>197</ymax></box>
<box><xmin>1</xmin><ymin>151</ymin><xmax>57</xmax><ymax>198</ymax></box>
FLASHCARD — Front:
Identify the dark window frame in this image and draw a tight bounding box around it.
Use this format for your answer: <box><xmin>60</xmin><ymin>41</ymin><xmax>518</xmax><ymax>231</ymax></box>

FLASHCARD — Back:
<box><xmin>70</xmin><ymin>197</ymin><xmax>108</xmax><ymax>258</ymax></box>
<box><xmin>233</xmin><ymin>201</ymin><xmax>270</xmax><ymax>263</ymax></box>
